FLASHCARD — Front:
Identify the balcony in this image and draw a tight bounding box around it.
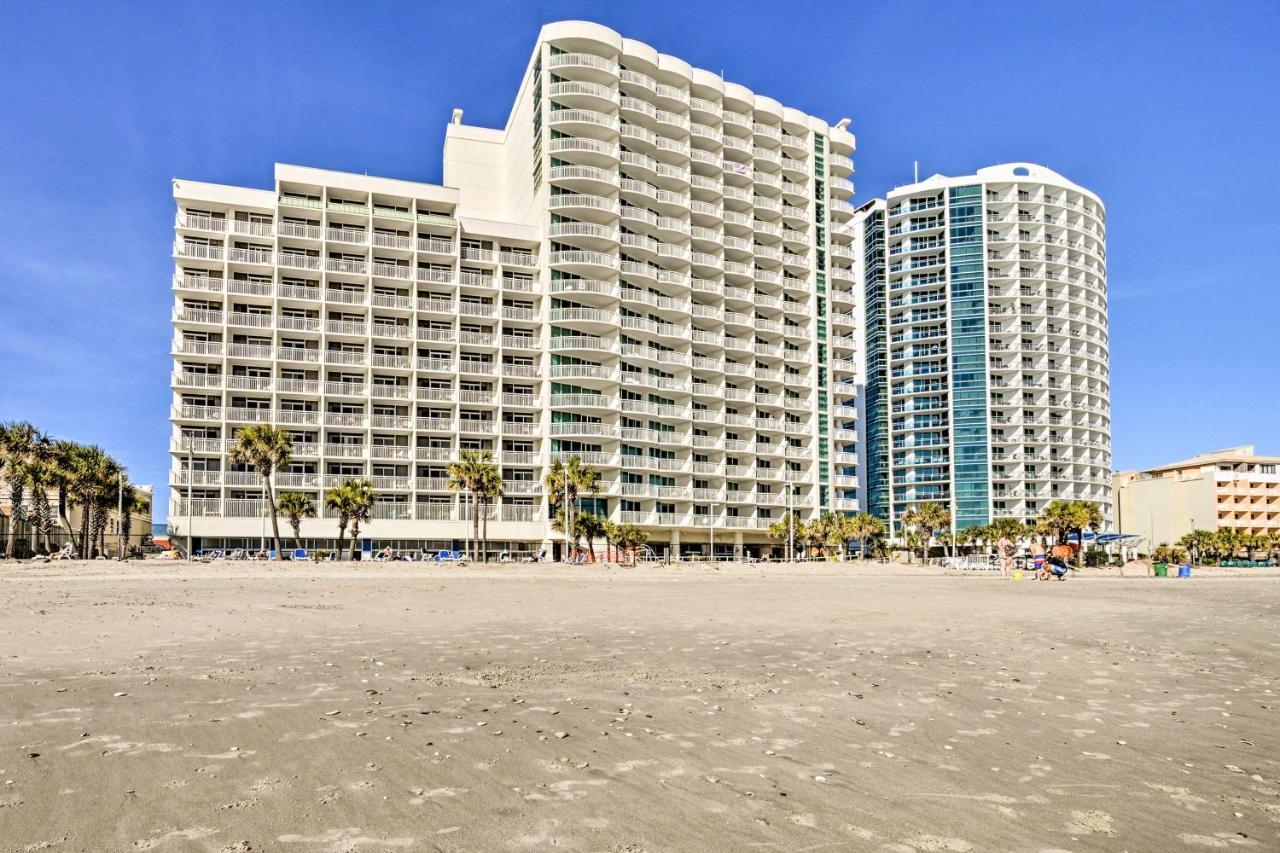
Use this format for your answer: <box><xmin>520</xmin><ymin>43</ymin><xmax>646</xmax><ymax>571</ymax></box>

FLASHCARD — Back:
<box><xmin>548</xmin><ymin>52</ymin><xmax>619</xmax><ymax>78</ymax></box>
<box><xmin>173</xmin><ymin>241</ymin><xmax>224</xmax><ymax>261</ymax></box>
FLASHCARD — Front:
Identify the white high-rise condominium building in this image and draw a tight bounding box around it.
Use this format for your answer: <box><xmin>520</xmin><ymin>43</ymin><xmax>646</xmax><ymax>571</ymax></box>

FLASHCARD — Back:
<box><xmin>847</xmin><ymin>163</ymin><xmax>1111</xmax><ymax>534</ymax></box>
<box><xmin>169</xmin><ymin>20</ymin><xmax>857</xmax><ymax>558</ymax></box>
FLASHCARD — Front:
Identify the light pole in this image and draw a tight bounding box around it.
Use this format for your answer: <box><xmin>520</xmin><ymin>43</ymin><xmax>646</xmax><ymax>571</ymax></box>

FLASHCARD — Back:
<box><xmin>186</xmin><ymin>448</ymin><xmax>194</xmax><ymax>560</ymax></box>
<box><xmin>116</xmin><ymin>469</ymin><xmax>124</xmax><ymax>560</ymax></box>
<box><xmin>564</xmin><ymin>458</ymin><xmax>573</xmax><ymax>561</ymax></box>
<box><xmin>785</xmin><ymin>442</ymin><xmax>794</xmax><ymax>563</ymax></box>
<box><xmin>709</xmin><ymin>498</ymin><xmax>715</xmax><ymax>561</ymax></box>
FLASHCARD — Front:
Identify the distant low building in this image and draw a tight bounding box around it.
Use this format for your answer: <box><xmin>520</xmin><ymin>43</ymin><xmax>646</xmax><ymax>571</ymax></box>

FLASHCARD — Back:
<box><xmin>1114</xmin><ymin>445</ymin><xmax>1280</xmax><ymax>546</ymax></box>
<box><xmin>0</xmin><ymin>481</ymin><xmax>154</xmax><ymax>557</ymax></box>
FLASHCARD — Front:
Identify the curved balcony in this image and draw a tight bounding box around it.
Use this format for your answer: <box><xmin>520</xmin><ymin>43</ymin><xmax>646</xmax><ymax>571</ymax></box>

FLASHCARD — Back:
<box><xmin>549</xmin><ymin>363</ymin><xmax>615</xmax><ymax>384</ymax></box>
<box><xmin>548</xmin><ymin>192</ymin><xmax>619</xmax><ymax>223</ymax></box>
<box><xmin>548</xmin><ymin>163</ymin><xmax>618</xmax><ymax>193</ymax></box>
<box><xmin>548</xmin><ymin>277</ymin><xmax>619</xmax><ymax>301</ymax></box>
<box><xmin>547</xmin><ymin>135</ymin><xmax>619</xmax><ymax>168</ymax></box>
<box><xmin>722</xmin><ymin>109</ymin><xmax>751</xmax><ymax>134</ymax></box>
<box><xmin>690</xmin><ymin>123</ymin><xmax>722</xmax><ymax>149</ymax></box>
<box><xmin>685</xmin><ymin>201</ymin><xmax>721</xmax><ymax>226</ymax></box>
<box><xmin>780</xmin><ymin>204</ymin><xmax>809</xmax><ymax>228</ymax></box>
<box><xmin>548</xmin><ymin>306</ymin><xmax>618</xmax><ymax>332</ymax></box>
<box><xmin>548</xmin><ymin>107</ymin><xmax>618</xmax><ymax>140</ymax></box>
<box><xmin>549</xmin><ymin>421</ymin><xmax>616</xmax><ymax>440</ymax></box>
<box><xmin>549</xmin><ymin>249</ymin><xmax>618</xmax><ymax>277</ymax></box>
<box><xmin>550</xmin><ymin>392</ymin><xmax>616</xmax><ymax>410</ymax></box>
<box><xmin>547</xmin><ymin>51</ymin><xmax>619</xmax><ymax>82</ymax></box>
<box><xmin>548</xmin><ymin>79</ymin><xmax>617</xmax><ymax>110</ymax></box>
<box><xmin>548</xmin><ymin>334</ymin><xmax>616</xmax><ymax>355</ymax></box>
<box><xmin>689</xmin><ymin>97</ymin><xmax>722</xmax><ymax>121</ymax></box>
<box><xmin>828</xmin><ymin>199</ymin><xmax>857</xmax><ymax>223</ymax></box>
<box><xmin>549</xmin><ymin>220</ymin><xmax>618</xmax><ymax>249</ymax></box>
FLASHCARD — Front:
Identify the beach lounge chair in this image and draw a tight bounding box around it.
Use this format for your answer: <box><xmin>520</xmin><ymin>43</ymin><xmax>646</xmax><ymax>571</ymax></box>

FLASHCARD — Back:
<box><xmin>293</xmin><ymin>548</ymin><xmax>306</xmax><ymax>561</ymax></box>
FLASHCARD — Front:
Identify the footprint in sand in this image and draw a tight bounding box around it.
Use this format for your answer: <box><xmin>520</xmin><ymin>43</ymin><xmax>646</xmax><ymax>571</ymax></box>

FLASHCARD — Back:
<box><xmin>133</xmin><ymin>827</ymin><xmax>219</xmax><ymax>849</ymax></box>
<box><xmin>1177</xmin><ymin>832</ymin><xmax>1259</xmax><ymax>847</ymax></box>
<box><xmin>1144</xmin><ymin>782</ymin><xmax>1208</xmax><ymax>811</ymax></box>
<box><xmin>276</xmin><ymin>828</ymin><xmax>414</xmax><ymax>851</ymax></box>
<box><xmin>900</xmin><ymin>835</ymin><xmax>974</xmax><ymax>851</ymax></box>
<box><xmin>408</xmin><ymin>787</ymin><xmax>467</xmax><ymax>804</ymax></box>
<box><xmin>1066</xmin><ymin>810</ymin><xmax>1115</xmax><ymax>836</ymax></box>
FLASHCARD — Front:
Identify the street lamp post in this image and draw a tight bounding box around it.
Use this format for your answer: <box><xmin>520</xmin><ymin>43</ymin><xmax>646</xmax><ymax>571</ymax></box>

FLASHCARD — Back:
<box><xmin>187</xmin><ymin>449</ymin><xmax>194</xmax><ymax>560</ymax></box>
<box><xmin>709</xmin><ymin>499</ymin><xmax>715</xmax><ymax>561</ymax></box>
<box><xmin>116</xmin><ymin>469</ymin><xmax>123</xmax><ymax>560</ymax></box>
<box><xmin>784</xmin><ymin>441</ymin><xmax>792</xmax><ymax>562</ymax></box>
<box><xmin>564</xmin><ymin>461</ymin><xmax>572</xmax><ymax>561</ymax></box>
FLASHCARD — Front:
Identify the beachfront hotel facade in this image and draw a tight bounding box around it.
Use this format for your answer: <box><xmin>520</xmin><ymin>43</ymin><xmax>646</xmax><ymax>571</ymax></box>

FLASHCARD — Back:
<box><xmin>168</xmin><ymin>20</ymin><xmax>858</xmax><ymax>557</ymax></box>
<box><xmin>851</xmin><ymin>164</ymin><xmax>1112</xmax><ymax>534</ymax></box>
<box><xmin>1115</xmin><ymin>446</ymin><xmax>1280</xmax><ymax>546</ymax></box>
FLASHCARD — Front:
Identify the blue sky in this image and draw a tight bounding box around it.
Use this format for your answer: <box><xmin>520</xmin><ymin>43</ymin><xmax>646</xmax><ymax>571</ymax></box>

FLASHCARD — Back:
<box><xmin>1</xmin><ymin>0</ymin><xmax>1276</xmax><ymax>520</ymax></box>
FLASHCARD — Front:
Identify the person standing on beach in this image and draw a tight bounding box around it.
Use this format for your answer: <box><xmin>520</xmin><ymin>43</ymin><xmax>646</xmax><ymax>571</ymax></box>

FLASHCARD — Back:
<box><xmin>1031</xmin><ymin>538</ymin><xmax>1046</xmax><ymax>575</ymax></box>
<box><xmin>996</xmin><ymin>534</ymin><xmax>1015</xmax><ymax>579</ymax></box>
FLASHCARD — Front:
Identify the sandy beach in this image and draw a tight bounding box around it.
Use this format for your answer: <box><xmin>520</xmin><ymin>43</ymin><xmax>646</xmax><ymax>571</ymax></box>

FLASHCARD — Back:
<box><xmin>0</xmin><ymin>560</ymin><xmax>1276</xmax><ymax>852</ymax></box>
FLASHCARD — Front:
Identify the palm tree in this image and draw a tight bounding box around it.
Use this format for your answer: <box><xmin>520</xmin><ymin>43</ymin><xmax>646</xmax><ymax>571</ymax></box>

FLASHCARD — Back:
<box><xmin>1177</xmin><ymin>529</ymin><xmax>1216</xmax><ymax>566</ymax></box>
<box><xmin>899</xmin><ymin>507</ymin><xmax>920</xmax><ymax>562</ymax></box>
<box><xmin>476</xmin><ymin>463</ymin><xmax>504</xmax><ymax>563</ymax></box>
<box><xmin>325</xmin><ymin>484</ymin><xmax>355</xmax><ymax>559</ymax></box>
<box><xmin>1036</xmin><ymin>500</ymin><xmax>1102</xmax><ymax>566</ymax></box>
<box><xmin>601</xmin><ymin>519</ymin><xmax>621</xmax><ymax>563</ymax></box>
<box><xmin>545</xmin><ymin>456</ymin><xmax>601</xmax><ymax>557</ymax></box>
<box><xmin>1214</xmin><ymin>528</ymin><xmax>1242</xmax><ymax>562</ymax></box>
<box><xmin>68</xmin><ymin>445</ymin><xmax>117</xmax><ymax>558</ymax></box>
<box><xmin>0</xmin><ymin>421</ymin><xmax>39</xmax><ymax>557</ymax></box>
<box><xmin>447</xmin><ymin>449</ymin><xmax>499</xmax><ymax>561</ymax></box>
<box><xmin>343</xmin><ymin>480</ymin><xmax>374</xmax><ymax>561</ymax></box>
<box><xmin>1035</xmin><ymin>501</ymin><xmax>1074</xmax><ymax>547</ymax></box>
<box><xmin>612</xmin><ymin>523</ymin><xmax>649</xmax><ymax>565</ymax></box>
<box><xmin>4</xmin><ymin>457</ymin><xmax>29</xmax><ymax>557</ymax></box>
<box><xmin>576</xmin><ymin>512</ymin><xmax>606</xmax><ymax>563</ymax></box>
<box><xmin>909</xmin><ymin>502</ymin><xmax>950</xmax><ymax>562</ymax></box>
<box><xmin>1073</xmin><ymin>500</ymin><xmax>1104</xmax><ymax>565</ymax></box>
<box><xmin>767</xmin><ymin>512</ymin><xmax>806</xmax><ymax>559</ymax></box>
<box><xmin>957</xmin><ymin>524</ymin><xmax>988</xmax><ymax>555</ymax></box>
<box><xmin>1265</xmin><ymin>531</ymin><xmax>1280</xmax><ymax>562</ymax></box>
<box><xmin>228</xmin><ymin>425</ymin><xmax>293</xmax><ymax>559</ymax></box>
<box><xmin>116</xmin><ymin>480</ymin><xmax>143</xmax><ymax>559</ymax></box>
<box><xmin>276</xmin><ymin>491</ymin><xmax>316</xmax><ymax>552</ymax></box>
<box><xmin>49</xmin><ymin>439</ymin><xmax>80</xmax><ymax>541</ymax></box>
<box><xmin>26</xmin><ymin>462</ymin><xmax>54</xmax><ymax>554</ymax></box>
<box><xmin>848</xmin><ymin>512</ymin><xmax>886</xmax><ymax>561</ymax></box>
<box><xmin>809</xmin><ymin>512</ymin><xmax>838</xmax><ymax>559</ymax></box>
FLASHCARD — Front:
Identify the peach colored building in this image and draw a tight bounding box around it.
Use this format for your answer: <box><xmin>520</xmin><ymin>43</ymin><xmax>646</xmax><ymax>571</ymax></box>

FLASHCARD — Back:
<box><xmin>1115</xmin><ymin>445</ymin><xmax>1280</xmax><ymax>546</ymax></box>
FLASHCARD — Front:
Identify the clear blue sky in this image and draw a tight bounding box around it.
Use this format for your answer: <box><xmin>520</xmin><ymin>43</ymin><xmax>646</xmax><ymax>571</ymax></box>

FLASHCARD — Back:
<box><xmin>1</xmin><ymin>1</ymin><xmax>1276</xmax><ymax>521</ymax></box>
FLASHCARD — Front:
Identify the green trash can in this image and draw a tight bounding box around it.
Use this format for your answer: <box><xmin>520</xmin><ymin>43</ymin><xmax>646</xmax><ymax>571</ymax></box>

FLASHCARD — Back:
<box><xmin>1153</xmin><ymin>562</ymin><xmax>1168</xmax><ymax>577</ymax></box>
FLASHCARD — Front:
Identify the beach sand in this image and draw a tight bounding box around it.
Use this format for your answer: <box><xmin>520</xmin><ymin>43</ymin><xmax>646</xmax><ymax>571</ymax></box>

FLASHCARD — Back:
<box><xmin>0</xmin><ymin>560</ymin><xmax>1276</xmax><ymax>851</ymax></box>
